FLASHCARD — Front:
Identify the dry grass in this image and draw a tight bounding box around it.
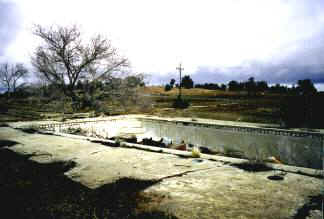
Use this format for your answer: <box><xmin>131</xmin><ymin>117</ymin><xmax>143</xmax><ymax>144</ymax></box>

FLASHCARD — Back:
<box><xmin>140</xmin><ymin>86</ymin><xmax>241</xmax><ymax>97</ymax></box>
<box><xmin>0</xmin><ymin>86</ymin><xmax>282</xmax><ymax>124</ymax></box>
<box><xmin>136</xmin><ymin>86</ymin><xmax>282</xmax><ymax>124</ymax></box>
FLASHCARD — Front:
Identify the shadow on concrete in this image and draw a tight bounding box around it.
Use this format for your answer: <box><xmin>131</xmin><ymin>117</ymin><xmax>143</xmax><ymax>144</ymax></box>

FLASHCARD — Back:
<box><xmin>15</xmin><ymin>128</ymin><xmax>56</xmax><ymax>136</ymax></box>
<box><xmin>231</xmin><ymin>161</ymin><xmax>273</xmax><ymax>172</ymax></box>
<box><xmin>0</xmin><ymin>149</ymin><xmax>177</xmax><ymax>219</ymax></box>
<box><xmin>293</xmin><ymin>193</ymin><xmax>323</xmax><ymax>219</ymax></box>
<box><xmin>0</xmin><ymin>140</ymin><xmax>19</xmax><ymax>148</ymax></box>
<box><xmin>19</xmin><ymin>128</ymin><xmax>39</xmax><ymax>134</ymax></box>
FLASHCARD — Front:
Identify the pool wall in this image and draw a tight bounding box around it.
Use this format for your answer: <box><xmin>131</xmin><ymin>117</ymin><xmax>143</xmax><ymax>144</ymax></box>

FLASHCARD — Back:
<box><xmin>34</xmin><ymin>115</ymin><xmax>323</xmax><ymax>169</ymax></box>
<box><xmin>140</xmin><ymin>118</ymin><xmax>323</xmax><ymax>169</ymax></box>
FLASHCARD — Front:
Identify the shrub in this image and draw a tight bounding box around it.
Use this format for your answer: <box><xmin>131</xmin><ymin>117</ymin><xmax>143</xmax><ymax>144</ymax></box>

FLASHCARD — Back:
<box><xmin>181</xmin><ymin>75</ymin><xmax>194</xmax><ymax>89</ymax></box>
<box><xmin>172</xmin><ymin>96</ymin><xmax>190</xmax><ymax>109</ymax></box>
<box><xmin>192</xmin><ymin>146</ymin><xmax>201</xmax><ymax>158</ymax></box>
<box><xmin>279</xmin><ymin>94</ymin><xmax>324</xmax><ymax>128</ymax></box>
<box><xmin>164</xmin><ymin>84</ymin><xmax>172</xmax><ymax>92</ymax></box>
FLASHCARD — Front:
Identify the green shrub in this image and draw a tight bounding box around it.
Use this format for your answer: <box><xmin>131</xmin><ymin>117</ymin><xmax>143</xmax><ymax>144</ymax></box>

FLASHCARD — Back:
<box><xmin>192</xmin><ymin>146</ymin><xmax>201</xmax><ymax>158</ymax></box>
<box><xmin>164</xmin><ymin>84</ymin><xmax>172</xmax><ymax>92</ymax></box>
<box><xmin>172</xmin><ymin>96</ymin><xmax>190</xmax><ymax>109</ymax></box>
<box><xmin>279</xmin><ymin>94</ymin><xmax>324</xmax><ymax>128</ymax></box>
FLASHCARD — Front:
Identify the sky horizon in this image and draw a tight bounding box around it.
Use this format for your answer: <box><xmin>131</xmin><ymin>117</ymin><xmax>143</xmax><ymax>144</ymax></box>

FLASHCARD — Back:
<box><xmin>1</xmin><ymin>0</ymin><xmax>324</xmax><ymax>90</ymax></box>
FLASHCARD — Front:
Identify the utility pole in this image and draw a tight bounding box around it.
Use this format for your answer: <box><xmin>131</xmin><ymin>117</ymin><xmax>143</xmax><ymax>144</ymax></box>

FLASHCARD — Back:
<box><xmin>176</xmin><ymin>63</ymin><xmax>184</xmax><ymax>98</ymax></box>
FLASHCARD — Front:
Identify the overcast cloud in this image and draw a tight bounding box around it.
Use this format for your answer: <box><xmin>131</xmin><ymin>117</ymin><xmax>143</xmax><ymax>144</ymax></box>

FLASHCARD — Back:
<box><xmin>0</xmin><ymin>1</ymin><xmax>20</xmax><ymax>60</ymax></box>
<box><xmin>148</xmin><ymin>0</ymin><xmax>324</xmax><ymax>86</ymax></box>
<box><xmin>1</xmin><ymin>0</ymin><xmax>324</xmax><ymax>88</ymax></box>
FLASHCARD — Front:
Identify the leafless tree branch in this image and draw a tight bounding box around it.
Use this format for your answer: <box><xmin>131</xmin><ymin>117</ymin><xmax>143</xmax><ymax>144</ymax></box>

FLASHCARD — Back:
<box><xmin>31</xmin><ymin>24</ymin><xmax>129</xmax><ymax>102</ymax></box>
<box><xmin>0</xmin><ymin>62</ymin><xmax>28</xmax><ymax>97</ymax></box>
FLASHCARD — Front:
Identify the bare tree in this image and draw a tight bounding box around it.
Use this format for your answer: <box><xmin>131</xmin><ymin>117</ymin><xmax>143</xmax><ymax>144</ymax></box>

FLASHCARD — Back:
<box><xmin>31</xmin><ymin>24</ymin><xmax>129</xmax><ymax>106</ymax></box>
<box><xmin>0</xmin><ymin>62</ymin><xmax>28</xmax><ymax>97</ymax></box>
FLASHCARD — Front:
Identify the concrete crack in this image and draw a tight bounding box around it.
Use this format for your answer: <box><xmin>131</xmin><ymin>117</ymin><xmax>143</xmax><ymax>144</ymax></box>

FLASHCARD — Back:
<box><xmin>158</xmin><ymin>167</ymin><xmax>214</xmax><ymax>181</ymax></box>
<box><xmin>90</xmin><ymin>150</ymin><xmax>105</xmax><ymax>155</ymax></box>
<box><xmin>29</xmin><ymin>152</ymin><xmax>53</xmax><ymax>157</ymax></box>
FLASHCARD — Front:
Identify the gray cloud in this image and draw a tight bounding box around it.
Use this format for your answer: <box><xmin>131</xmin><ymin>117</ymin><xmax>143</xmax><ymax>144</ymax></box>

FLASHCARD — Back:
<box><xmin>150</xmin><ymin>0</ymin><xmax>324</xmax><ymax>86</ymax></box>
<box><xmin>0</xmin><ymin>1</ymin><xmax>21</xmax><ymax>58</ymax></box>
<box><xmin>150</xmin><ymin>45</ymin><xmax>324</xmax><ymax>86</ymax></box>
<box><xmin>189</xmin><ymin>28</ymin><xmax>324</xmax><ymax>85</ymax></box>
<box><xmin>150</xmin><ymin>49</ymin><xmax>324</xmax><ymax>85</ymax></box>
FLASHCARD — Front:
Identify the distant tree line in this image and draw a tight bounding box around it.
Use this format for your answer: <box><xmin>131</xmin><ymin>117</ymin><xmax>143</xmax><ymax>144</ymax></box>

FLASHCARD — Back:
<box><xmin>227</xmin><ymin>77</ymin><xmax>317</xmax><ymax>95</ymax></box>
<box><xmin>165</xmin><ymin>76</ymin><xmax>194</xmax><ymax>91</ymax></box>
<box><xmin>195</xmin><ymin>83</ymin><xmax>227</xmax><ymax>91</ymax></box>
<box><xmin>164</xmin><ymin>78</ymin><xmax>176</xmax><ymax>91</ymax></box>
<box><xmin>164</xmin><ymin>75</ymin><xmax>322</xmax><ymax>128</ymax></box>
<box><xmin>165</xmin><ymin>75</ymin><xmax>318</xmax><ymax>97</ymax></box>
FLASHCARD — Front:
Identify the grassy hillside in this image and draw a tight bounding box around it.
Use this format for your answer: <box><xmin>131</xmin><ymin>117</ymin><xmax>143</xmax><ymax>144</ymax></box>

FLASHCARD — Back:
<box><xmin>141</xmin><ymin>86</ymin><xmax>243</xmax><ymax>97</ymax></box>
<box><xmin>136</xmin><ymin>86</ymin><xmax>282</xmax><ymax>124</ymax></box>
<box><xmin>0</xmin><ymin>86</ymin><xmax>283</xmax><ymax>124</ymax></box>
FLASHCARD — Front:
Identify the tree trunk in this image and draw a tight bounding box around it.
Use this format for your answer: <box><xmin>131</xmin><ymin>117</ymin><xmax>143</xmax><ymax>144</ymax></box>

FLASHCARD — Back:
<box><xmin>69</xmin><ymin>89</ymin><xmax>80</xmax><ymax>112</ymax></box>
<box><xmin>6</xmin><ymin>88</ymin><xmax>10</xmax><ymax>99</ymax></box>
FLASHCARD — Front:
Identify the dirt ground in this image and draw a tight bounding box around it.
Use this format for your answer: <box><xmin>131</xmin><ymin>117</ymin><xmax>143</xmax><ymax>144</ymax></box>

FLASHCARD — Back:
<box><xmin>0</xmin><ymin>125</ymin><xmax>322</xmax><ymax>219</ymax></box>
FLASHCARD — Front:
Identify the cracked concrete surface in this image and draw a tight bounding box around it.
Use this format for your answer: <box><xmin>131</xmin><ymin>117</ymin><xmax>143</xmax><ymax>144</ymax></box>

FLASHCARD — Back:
<box><xmin>0</xmin><ymin>126</ymin><xmax>322</xmax><ymax>219</ymax></box>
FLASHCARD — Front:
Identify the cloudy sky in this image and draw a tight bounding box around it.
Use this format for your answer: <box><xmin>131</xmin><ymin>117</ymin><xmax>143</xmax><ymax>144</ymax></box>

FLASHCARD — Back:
<box><xmin>1</xmin><ymin>0</ymin><xmax>324</xmax><ymax>88</ymax></box>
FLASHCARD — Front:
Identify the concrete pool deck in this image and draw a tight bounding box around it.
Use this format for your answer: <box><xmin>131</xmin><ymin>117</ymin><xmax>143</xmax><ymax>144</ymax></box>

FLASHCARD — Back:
<box><xmin>0</xmin><ymin>124</ymin><xmax>322</xmax><ymax>219</ymax></box>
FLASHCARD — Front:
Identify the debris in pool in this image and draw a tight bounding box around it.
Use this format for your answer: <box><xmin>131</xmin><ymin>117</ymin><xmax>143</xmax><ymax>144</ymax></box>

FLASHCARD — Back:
<box><xmin>199</xmin><ymin>146</ymin><xmax>218</xmax><ymax>155</ymax></box>
<box><xmin>173</xmin><ymin>143</ymin><xmax>187</xmax><ymax>151</ymax></box>
<box><xmin>266</xmin><ymin>156</ymin><xmax>283</xmax><ymax>164</ymax></box>
<box><xmin>141</xmin><ymin>138</ymin><xmax>166</xmax><ymax>148</ymax></box>
<box><xmin>267</xmin><ymin>175</ymin><xmax>284</xmax><ymax>181</ymax></box>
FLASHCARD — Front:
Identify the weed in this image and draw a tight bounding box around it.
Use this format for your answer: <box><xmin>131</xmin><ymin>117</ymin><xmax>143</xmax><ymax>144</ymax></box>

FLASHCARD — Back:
<box><xmin>172</xmin><ymin>96</ymin><xmax>190</xmax><ymax>109</ymax></box>
<box><xmin>192</xmin><ymin>146</ymin><xmax>201</xmax><ymax>158</ymax></box>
